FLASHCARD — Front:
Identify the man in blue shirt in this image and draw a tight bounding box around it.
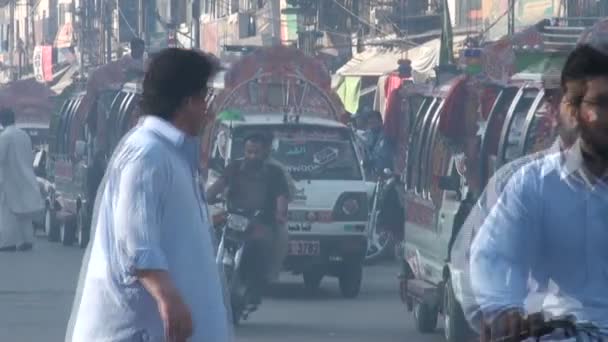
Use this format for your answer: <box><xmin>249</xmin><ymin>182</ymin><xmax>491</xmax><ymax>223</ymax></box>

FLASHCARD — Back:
<box><xmin>447</xmin><ymin>53</ymin><xmax>582</xmax><ymax>342</ymax></box>
<box><xmin>469</xmin><ymin>44</ymin><xmax>608</xmax><ymax>340</ymax></box>
<box><xmin>364</xmin><ymin>110</ymin><xmax>394</xmax><ymax>177</ymax></box>
<box><xmin>67</xmin><ymin>49</ymin><xmax>232</xmax><ymax>342</ymax></box>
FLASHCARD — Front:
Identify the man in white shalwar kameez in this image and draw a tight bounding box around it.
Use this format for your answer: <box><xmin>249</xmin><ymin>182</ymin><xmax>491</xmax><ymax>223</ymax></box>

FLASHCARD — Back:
<box><xmin>0</xmin><ymin>108</ymin><xmax>44</xmax><ymax>251</ymax></box>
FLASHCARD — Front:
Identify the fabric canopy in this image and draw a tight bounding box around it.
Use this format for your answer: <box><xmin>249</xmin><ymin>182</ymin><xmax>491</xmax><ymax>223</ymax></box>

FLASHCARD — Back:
<box><xmin>336</xmin><ymin>36</ymin><xmax>467</xmax><ymax>82</ymax></box>
<box><xmin>335</xmin><ymin>76</ymin><xmax>361</xmax><ymax>114</ymax></box>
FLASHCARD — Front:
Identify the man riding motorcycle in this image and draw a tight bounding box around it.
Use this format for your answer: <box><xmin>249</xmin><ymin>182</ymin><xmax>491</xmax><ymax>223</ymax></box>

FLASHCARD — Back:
<box><xmin>469</xmin><ymin>44</ymin><xmax>608</xmax><ymax>341</ymax></box>
<box><xmin>207</xmin><ymin>132</ymin><xmax>290</xmax><ymax>304</ymax></box>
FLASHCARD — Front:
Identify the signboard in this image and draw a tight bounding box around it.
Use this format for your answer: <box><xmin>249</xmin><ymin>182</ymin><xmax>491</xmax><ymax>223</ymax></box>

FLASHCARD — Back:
<box><xmin>33</xmin><ymin>46</ymin><xmax>53</xmax><ymax>83</ymax></box>
<box><xmin>54</xmin><ymin>22</ymin><xmax>74</xmax><ymax>48</ymax></box>
<box><xmin>482</xmin><ymin>0</ymin><xmax>558</xmax><ymax>39</ymax></box>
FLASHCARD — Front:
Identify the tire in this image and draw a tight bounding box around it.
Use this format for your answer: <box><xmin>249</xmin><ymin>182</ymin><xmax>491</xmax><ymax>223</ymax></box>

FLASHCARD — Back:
<box><xmin>60</xmin><ymin>217</ymin><xmax>76</xmax><ymax>246</ymax></box>
<box><xmin>76</xmin><ymin>208</ymin><xmax>90</xmax><ymax>248</ymax></box>
<box><xmin>225</xmin><ymin>264</ymin><xmax>243</xmax><ymax>326</ymax></box>
<box><xmin>413</xmin><ymin>301</ymin><xmax>438</xmax><ymax>333</ymax></box>
<box><xmin>231</xmin><ymin>300</ymin><xmax>243</xmax><ymax>326</ymax></box>
<box><xmin>45</xmin><ymin>207</ymin><xmax>60</xmax><ymax>242</ymax></box>
<box><xmin>303</xmin><ymin>270</ymin><xmax>324</xmax><ymax>292</ymax></box>
<box><xmin>443</xmin><ymin>278</ymin><xmax>473</xmax><ymax>342</ymax></box>
<box><xmin>339</xmin><ymin>262</ymin><xmax>363</xmax><ymax>299</ymax></box>
<box><xmin>365</xmin><ymin>225</ymin><xmax>394</xmax><ymax>264</ymax></box>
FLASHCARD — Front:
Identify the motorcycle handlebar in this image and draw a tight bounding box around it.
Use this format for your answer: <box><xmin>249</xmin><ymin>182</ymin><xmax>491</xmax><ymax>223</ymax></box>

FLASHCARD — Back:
<box><xmin>485</xmin><ymin>313</ymin><xmax>604</xmax><ymax>342</ymax></box>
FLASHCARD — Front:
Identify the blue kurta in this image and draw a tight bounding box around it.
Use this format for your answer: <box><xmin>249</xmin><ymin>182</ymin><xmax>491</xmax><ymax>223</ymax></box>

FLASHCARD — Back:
<box><xmin>469</xmin><ymin>140</ymin><xmax>608</xmax><ymax>334</ymax></box>
<box><xmin>68</xmin><ymin>116</ymin><xmax>232</xmax><ymax>341</ymax></box>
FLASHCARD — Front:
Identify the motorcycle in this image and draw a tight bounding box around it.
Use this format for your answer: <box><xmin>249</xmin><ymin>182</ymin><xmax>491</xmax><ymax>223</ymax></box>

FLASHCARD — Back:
<box><xmin>366</xmin><ymin>168</ymin><xmax>405</xmax><ymax>263</ymax></box>
<box><xmin>215</xmin><ymin>207</ymin><xmax>266</xmax><ymax>325</ymax></box>
<box><xmin>481</xmin><ymin>312</ymin><xmax>606</xmax><ymax>342</ymax></box>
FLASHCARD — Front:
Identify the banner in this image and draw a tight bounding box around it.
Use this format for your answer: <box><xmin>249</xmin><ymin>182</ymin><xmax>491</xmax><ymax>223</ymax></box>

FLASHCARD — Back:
<box><xmin>42</xmin><ymin>46</ymin><xmax>53</xmax><ymax>82</ymax></box>
<box><xmin>33</xmin><ymin>46</ymin><xmax>53</xmax><ymax>83</ymax></box>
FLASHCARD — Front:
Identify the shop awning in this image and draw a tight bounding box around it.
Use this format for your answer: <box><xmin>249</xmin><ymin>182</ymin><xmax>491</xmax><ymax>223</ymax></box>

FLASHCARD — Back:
<box><xmin>50</xmin><ymin>64</ymin><xmax>78</xmax><ymax>95</ymax></box>
<box><xmin>225</xmin><ymin>35</ymin><xmax>265</xmax><ymax>48</ymax></box>
<box><xmin>336</xmin><ymin>36</ymin><xmax>467</xmax><ymax>81</ymax></box>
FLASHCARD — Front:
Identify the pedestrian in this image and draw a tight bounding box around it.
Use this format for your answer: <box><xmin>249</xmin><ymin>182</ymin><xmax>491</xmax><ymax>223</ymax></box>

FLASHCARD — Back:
<box><xmin>0</xmin><ymin>108</ymin><xmax>44</xmax><ymax>252</ymax></box>
<box><xmin>66</xmin><ymin>48</ymin><xmax>233</xmax><ymax>342</ymax></box>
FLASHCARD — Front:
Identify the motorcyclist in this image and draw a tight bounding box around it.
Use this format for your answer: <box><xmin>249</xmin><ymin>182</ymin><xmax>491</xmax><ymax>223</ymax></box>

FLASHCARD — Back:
<box><xmin>207</xmin><ymin>132</ymin><xmax>290</xmax><ymax>304</ymax></box>
<box><xmin>469</xmin><ymin>44</ymin><xmax>608</xmax><ymax>341</ymax></box>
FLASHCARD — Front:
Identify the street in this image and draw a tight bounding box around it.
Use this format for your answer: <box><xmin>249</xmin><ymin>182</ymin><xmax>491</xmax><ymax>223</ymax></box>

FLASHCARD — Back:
<box><xmin>0</xmin><ymin>237</ymin><xmax>445</xmax><ymax>342</ymax></box>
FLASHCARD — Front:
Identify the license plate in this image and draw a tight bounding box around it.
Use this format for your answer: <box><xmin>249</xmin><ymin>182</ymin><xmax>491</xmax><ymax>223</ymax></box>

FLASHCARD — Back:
<box><xmin>288</xmin><ymin>240</ymin><xmax>320</xmax><ymax>256</ymax></box>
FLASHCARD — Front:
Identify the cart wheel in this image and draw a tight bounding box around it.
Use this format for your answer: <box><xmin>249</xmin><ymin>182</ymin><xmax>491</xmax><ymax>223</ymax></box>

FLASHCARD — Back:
<box><xmin>413</xmin><ymin>300</ymin><xmax>438</xmax><ymax>333</ymax></box>
<box><xmin>60</xmin><ymin>218</ymin><xmax>76</xmax><ymax>246</ymax></box>
<box><xmin>76</xmin><ymin>208</ymin><xmax>90</xmax><ymax>249</ymax></box>
<box><xmin>45</xmin><ymin>207</ymin><xmax>60</xmax><ymax>242</ymax></box>
<box><xmin>339</xmin><ymin>262</ymin><xmax>363</xmax><ymax>299</ymax></box>
<box><xmin>443</xmin><ymin>278</ymin><xmax>473</xmax><ymax>342</ymax></box>
<box><xmin>303</xmin><ymin>270</ymin><xmax>324</xmax><ymax>292</ymax></box>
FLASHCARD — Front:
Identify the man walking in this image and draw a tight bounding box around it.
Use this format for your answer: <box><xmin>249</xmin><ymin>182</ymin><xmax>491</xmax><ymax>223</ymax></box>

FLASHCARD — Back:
<box><xmin>0</xmin><ymin>108</ymin><xmax>44</xmax><ymax>252</ymax></box>
<box><xmin>67</xmin><ymin>49</ymin><xmax>232</xmax><ymax>342</ymax></box>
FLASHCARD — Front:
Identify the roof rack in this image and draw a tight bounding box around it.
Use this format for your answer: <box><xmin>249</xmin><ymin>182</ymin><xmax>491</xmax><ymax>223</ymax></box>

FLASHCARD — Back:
<box><xmin>534</xmin><ymin>17</ymin><xmax>601</xmax><ymax>51</ymax></box>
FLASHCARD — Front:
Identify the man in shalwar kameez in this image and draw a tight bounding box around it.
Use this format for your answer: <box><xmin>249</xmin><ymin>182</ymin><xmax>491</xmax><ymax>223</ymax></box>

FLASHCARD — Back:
<box><xmin>0</xmin><ymin>108</ymin><xmax>44</xmax><ymax>252</ymax></box>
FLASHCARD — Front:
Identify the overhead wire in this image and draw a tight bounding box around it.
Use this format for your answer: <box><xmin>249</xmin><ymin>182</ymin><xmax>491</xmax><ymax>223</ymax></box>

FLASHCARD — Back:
<box><xmin>329</xmin><ymin>0</ymin><xmax>392</xmax><ymax>37</ymax></box>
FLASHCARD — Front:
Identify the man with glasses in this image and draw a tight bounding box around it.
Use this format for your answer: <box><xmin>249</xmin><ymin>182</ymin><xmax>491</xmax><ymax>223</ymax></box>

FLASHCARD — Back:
<box><xmin>469</xmin><ymin>44</ymin><xmax>608</xmax><ymax>340</ymax></box>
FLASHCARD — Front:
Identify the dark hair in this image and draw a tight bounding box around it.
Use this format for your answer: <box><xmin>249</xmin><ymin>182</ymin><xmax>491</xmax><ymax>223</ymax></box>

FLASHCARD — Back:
<box><xmin>244</xmin><ymin>132</ymin><xmax>272</xmax><ymax>147</ymax></box>
<box><xmin>130</xmin><ymin>37</ymin><xmax>145</xmax><ymax>49</ymax></box>
<box><xmin>561</xmin><ymin>44</ymin><xmax>608</xmax><ymax>103</ymax></box>
<box><xmin>368</xmin><ymin>110</ymin><xmax>383</xmax><ymax>122</ymax></box>
<box><xmin>141</xmin><ymin>48</ymin><xmax>220</xmax><ymax>120</ymax></box>
<box><xmin>0</xmin><ymin>108</ymin><xmax>15</xmax><ymax>127</ymax></box>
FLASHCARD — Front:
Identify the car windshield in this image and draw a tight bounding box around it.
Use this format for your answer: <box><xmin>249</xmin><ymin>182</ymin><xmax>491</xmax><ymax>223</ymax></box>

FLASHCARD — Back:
<box><xmin>231</xmin><ymin>125</ymin><xmax>362</xmax><ymax>181</ymax></box>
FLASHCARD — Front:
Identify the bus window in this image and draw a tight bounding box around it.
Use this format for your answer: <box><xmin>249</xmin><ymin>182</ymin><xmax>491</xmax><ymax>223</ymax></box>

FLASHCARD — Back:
<box><xmin>420</xmin><ymin>99</ymin><xmax>445</xmax><ymax>200</ymax></box>
<box><xmin>415</xmin><ymin>98</ymin><xmax>442</xmax><ymax>195</ymax></box>
<box><xmin>479</xmin><ymin>87</ymin><xmax>519</xmax><ymax>184</ymax></box>
<box><xmin>118</xmin><ymin>93</ymin><xmax>138</xmax><ymax>136</ymax></box>
<box><xmin>50</xmin><ymin>99</ymin><xmax>73</xmax><ymax>154</ymax></box>
<box><xmin>501</xmin><ymin>88</ymin><xmax>540</xmax><ymax>163</ymax></box>
<box><xmin>406</xmin><ymin>96</ymin><xmax>433</xmax><ymax>190</ymax></box>
<box><xmin>524</xmin><ymin>93</ymin><xmax>558</xmax><ymax>154</ymax></box>
<box><xmin>106</xmin><ymin>92</ymin><xmax>129</xmax><ymax>151</ymax></box>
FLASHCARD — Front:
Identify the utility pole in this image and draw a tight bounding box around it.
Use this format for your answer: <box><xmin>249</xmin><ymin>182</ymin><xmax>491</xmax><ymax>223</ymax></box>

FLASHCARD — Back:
<box><xmin>8</xmin><ymin>0</ymin><xmax>15</xmax><ymax>80</ymax></box>
<box><xmin>269</xmin><ymin>0</ymin><xmax>281</xmax><ymax>45</ymax></box>
<box><xmin>507</xmin><ymin>0</ymin><xmax>515</xmax><ymax>35</ymax></box>
<box><xmin>29</xmin><ymin>0</ymin><xmax>36</xmax><ymax>48</ymax></box>
<box><xmin>105</xmin><ymin>0</ymin><xmax>113</xmax><ymax>63</ymax></box>
<box><xmin>193</xmin><ymin>0</ymin><xmax>201</xmax><ymax>48</ymax></box>
<box><xmin>138</xmin><ymin>0</ymin><xmax>145</xmax><ymax>39</ymax></box>
<box><xmin>25</xmin><ymin>0</ymin><xmax>30</xmax><ymax>61</ymax></box>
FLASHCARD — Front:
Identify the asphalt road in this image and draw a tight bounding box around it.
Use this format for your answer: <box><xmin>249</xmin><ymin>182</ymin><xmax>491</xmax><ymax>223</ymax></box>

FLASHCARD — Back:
<box><xmin>0</xmin><ymin>237</ymin><xmax>445</xmax><ymax>342</ymax></box>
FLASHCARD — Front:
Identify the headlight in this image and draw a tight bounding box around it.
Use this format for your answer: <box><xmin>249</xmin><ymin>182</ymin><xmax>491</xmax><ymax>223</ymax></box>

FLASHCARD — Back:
<box><xmin>227</xmin><ymin>214</ymin><xmax>249</xmax><ymax>232</ymax></box>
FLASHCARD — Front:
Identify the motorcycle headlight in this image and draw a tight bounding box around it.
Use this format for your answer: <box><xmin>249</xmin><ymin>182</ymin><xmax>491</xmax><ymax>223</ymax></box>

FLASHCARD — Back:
<box><xmin>333</xmin><ymin>192</ymin><xmax>368</xmax><ymax>221</ymax></box>
<box><xmin>342</xmin><ymin>198</ymin><xmax>360</xmax><ymax>216</ymax></box>
<box><xmin>227</xmin><ymin>214</ymin><xmax>249</xmax><ymax>232</ymax></box>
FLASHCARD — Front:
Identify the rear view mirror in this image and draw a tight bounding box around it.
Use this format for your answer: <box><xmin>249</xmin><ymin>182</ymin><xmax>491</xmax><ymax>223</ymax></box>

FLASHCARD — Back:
<box><xmin>438</xmin><ymin>176</ymin><xmax>460</xmax><ymax>192</ymax></box>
